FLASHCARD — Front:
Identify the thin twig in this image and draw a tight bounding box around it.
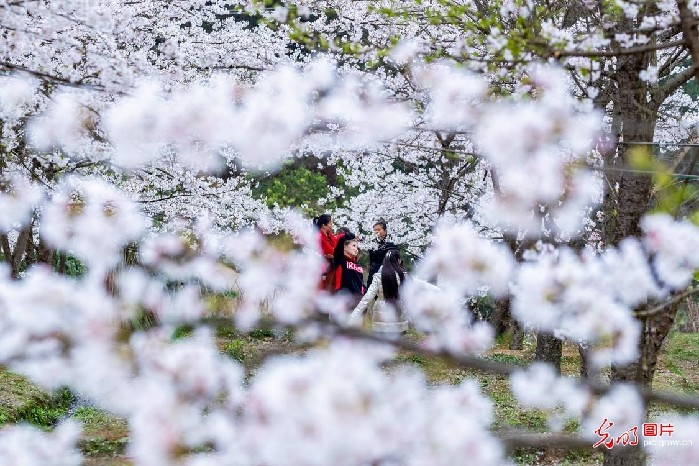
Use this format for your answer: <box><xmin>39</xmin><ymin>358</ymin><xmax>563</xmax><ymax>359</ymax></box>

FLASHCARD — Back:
<box><xmin>635</xmin><ymin>287</ymin><xmax>699</xmax><ymax>318</ymax></box>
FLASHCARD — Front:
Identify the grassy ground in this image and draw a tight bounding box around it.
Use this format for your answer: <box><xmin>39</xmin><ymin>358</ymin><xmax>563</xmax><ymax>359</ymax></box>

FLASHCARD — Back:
<box><xmin>212</xmin><ymin>327</ymin><xmax>699</xmax><ymax>466</ymax></box>
<box><xmin>1</xmin><ymin>329</ymin><xmax>696</xmax><ymax>465</ymax></box>
<box><xmin>75</xmin><ymin>406</ymin><xmax>129</xmax><ymax>463</ymax></box>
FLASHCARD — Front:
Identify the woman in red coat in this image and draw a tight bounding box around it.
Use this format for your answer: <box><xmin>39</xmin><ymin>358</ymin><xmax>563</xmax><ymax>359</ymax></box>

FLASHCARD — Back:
<box><xmin>314</xmin><ymin>213</ymin><xmax>336</xmax><ymax>259</ymax></box>
<box><xmin>314</xmin><ymin>213</ymin><xmax>337</xmax><ymax>289</ymax></box>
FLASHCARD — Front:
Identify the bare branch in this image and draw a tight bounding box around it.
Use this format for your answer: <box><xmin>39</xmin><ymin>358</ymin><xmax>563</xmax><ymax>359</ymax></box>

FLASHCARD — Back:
<box><xmin>554</xmin><ymin>38</ymin><xmax>686</xmax><ymax>58</ymax></box>
<box><xmin>652</xmin><ymin>65</ymin><xmax>696</xmax><ymax>106</ymax></box>
<box><xmin>202</xmin><ymin>312</ymin><xmax>699</xmax><ymax>412</ymax></box>
<box><xmin>497</xmin><ymin>430</ymin><xmax>602</xmax><ymax>451</ymax></box>
<box><xmin>0</xmin><ymin>61</ymin><xmax>114</xmax><ymax>93</ymax></box>
<box><xmin>635</xmin><ymin>287</ymin><xmax>699</xmax><ymax>318</ymax></box>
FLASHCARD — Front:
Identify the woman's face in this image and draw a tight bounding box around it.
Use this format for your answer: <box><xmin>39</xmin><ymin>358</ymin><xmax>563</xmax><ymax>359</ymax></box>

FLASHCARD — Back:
<box><xmin>322</xmin><ymin>219</ymin><xmax>333</xmax><ymax>233</ymax></box>
<box><xmin>373</xmin><ymin>224</ymin><xmax>386</xmax><ymax>240</ymax></box>
<box><xmin>344</xmin><ymin>240</ymin><xmax>359</xmax><ymax>258</ymax></box>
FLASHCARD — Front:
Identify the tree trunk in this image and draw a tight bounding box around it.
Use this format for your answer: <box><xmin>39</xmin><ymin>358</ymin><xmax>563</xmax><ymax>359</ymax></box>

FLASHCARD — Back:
<box><xmin>678</xmin><ymin>299</ymin><xmax>699</xmax><ymax>333</ymax></box>
<box><xmin>0</xmin><ymin>224</ymin><xmax>33</xmax><ymax>279</ymax></box>
<box><xmin>509</xmin><ymin>320</ymin><xmax>524</xmax><ymax>350</ymax></box>
<box><xmin>58</xmin><ymin>252</ymin><xmax>67</xmax><ymax>274</ymax></box>
<box><xmin>25</xmin><ymin>223</ymin><xmax>36</xmax><ymax>269</ymax></box>
<box><xmin>600</xmin><ymin>19</ymin><xmax>661</xmax><ymax>463</ymax></box>
<box><xmin>621</xmin><ymin>304</ymin><xmax>681</xmax><ymax>387</ymax></box>
<box><xmin>11</xmin><ymin>224</ymin><xmax>32</xmax><ymax>278</ymax></box>
<box><xmin>489</xmin><ymin>298</ymin><xmax>510</xmax><ymax>337</ymax></box>
<box><xmin>578</xmin><ymin>343</ymin><xmax>588</xmax><ymax>379</ymax></box>
<box><xmin>535</xmin><ymin>332</ymin><xmax>562</xmax><ymax>374</ymax></box>
<box><xmin>0</xmin><ymin>233</ymin><xmax>10</xmax><ymax>265</ymax></box>
<box><xmin>37</xmin><ymin>236</ymin><xmax>54</xmax><ymax>265</ymax></box>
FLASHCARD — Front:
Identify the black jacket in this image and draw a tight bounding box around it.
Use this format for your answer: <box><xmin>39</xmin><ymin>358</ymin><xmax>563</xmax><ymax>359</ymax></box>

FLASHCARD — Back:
<box><xmin>367</xmin><ymin>239</ymin><xmax>398</xmax><ymax>287</ymax></box>
<box><xmin>333</xmin><ymin>256</ymin><xmax>366</xmax><ymax>296</ymax></box>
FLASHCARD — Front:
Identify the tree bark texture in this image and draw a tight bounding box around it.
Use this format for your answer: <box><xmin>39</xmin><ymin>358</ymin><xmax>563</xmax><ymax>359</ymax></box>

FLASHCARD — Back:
<box><xmin>535</xmin><ymin>332</ymin><xmax>563</xmax><ymax>374</ymax></box>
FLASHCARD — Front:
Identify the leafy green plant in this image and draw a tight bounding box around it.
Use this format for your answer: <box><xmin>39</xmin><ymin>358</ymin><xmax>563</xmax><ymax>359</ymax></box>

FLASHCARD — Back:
<box><xmin>13</xmin><ymin>388</ymin><xmax>74</xmax><ymax>429</ymax></box>
<box><xmin>215</xmin><ymin>325</ymin><xmax>239</xmax><ymax>339</ymax></box>
<box><xmin>249</xmin><ymin>327</ymin><xmax>275</xmax><ymax>340</ymax></box>
<box><xmin>394</xmin><ymin>353</ymin><xmax>428</xmax><ymax>367</ymax></box>
<box><xmin>172</xmin><ymin>325</ymin><xmax>194</xmax><ymax>340</ymax></box>
<box><xmin>80</xmin><ymin>437</ymin><xmax>128</xmax><ymax>456</ymax></box>
<box><xmin>224</xmin><ymin>339</ymin><xmax>247</xmax><ymax>363</ymax></box>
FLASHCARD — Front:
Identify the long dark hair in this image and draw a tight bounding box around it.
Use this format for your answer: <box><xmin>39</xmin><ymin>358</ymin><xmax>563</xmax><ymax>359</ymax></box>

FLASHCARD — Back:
<box><xmin>332</xmin><ymin>232</ymin><xmax>356</xmax><ymax>266</ymax></box>
<box><xmin>381</xmin><ymin>249</ymin><xmax>405</xmax><ymax>301</ymax></box>
<box><xmin>313</xmin><ymin>213</ymin><xmax>332</xmax><ymax>230</ymax></box>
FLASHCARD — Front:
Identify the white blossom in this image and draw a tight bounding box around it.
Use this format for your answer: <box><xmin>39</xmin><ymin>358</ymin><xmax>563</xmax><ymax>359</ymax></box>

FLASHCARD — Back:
<box><xmin>0</xmin><ymin>421</ymin><xmax>82</xmax><ymax>465</ymax></box>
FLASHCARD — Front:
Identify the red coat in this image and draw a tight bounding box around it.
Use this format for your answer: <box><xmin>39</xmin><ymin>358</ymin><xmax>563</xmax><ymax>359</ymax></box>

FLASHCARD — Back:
<box><xmin>319</xmin><ymin>231</ymin><xmax>337</xmax><ymax>259</ymax></box>
<box><xmin>318</xmin><ymin>231</ymin><xmax>338</xmax><ymax>290</ymax></box>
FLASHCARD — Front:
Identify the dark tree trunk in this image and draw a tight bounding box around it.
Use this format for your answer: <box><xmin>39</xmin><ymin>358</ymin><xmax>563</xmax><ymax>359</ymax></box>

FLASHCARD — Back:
<box><xmin>37</xmin><ymin>236</ymin><xmax>54</xmax><ymax>265</ymax></box>
<box><xmin>578</xmin><ymin>342</ymin><xmax>591</xmax><ymax>380</ymax></box>
<box><xmin>0</xmin><ymin>233</ymin><xmax>10</xmax><ymax>265</ymax></box>
<box><xmin>58</xmin><ymin>252</ymin><xmax>67</xmax><ymax>275</ymax></box>
<box><xmin>616</xmin><ymin>304</ymin><xmax>681</xmax><ymax>387</ymax></box>
<box><xmin>535</xmin><ymin>332</ymin><xmax>562</xmax><ymax>374</ymax></box>
<box><xmin>25</xmin><ymin>224</ymin><xmax>36</xmax><ymax>269</ymax></box>
<box><xmin>11</xmin><ymin>224</ymin><xmax>32</xmax><ymax>278</ymax></box>
<box><xmin>0</xmin><ymin>224</ymin><xmax>33</xmax><ymax>279</ymax></box>
<box><xmin>489</xmin><ymin>298</ymin><xmax>510</xmax><ymax>337</ymax></box>
<box><xmin>678</xmin><ymin>299</ymin><xmax>699</xmax><ymax>333</ymax></box>
<box><xmin>601</xmin><ymin>20</ymin><xmax>662</xmax><ymax>465</ymax></box>
<box><xmin>509</xmin><ymin>320</ymin><xmax>524</xmax><ymax>350</ymax></box>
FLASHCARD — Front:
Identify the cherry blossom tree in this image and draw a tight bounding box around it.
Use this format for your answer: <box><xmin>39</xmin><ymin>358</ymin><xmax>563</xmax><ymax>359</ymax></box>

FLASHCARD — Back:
<box><xmin>0</xmin><ymin>1</ymin><xmax>699</xmax><ymax>466</ymax></box>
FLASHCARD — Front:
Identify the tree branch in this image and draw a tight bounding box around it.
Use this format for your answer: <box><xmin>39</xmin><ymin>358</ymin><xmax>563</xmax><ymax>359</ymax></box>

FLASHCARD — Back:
<box><xmin>554</xmin><ymin>38</ymin><xmax>686</xmax><ymax>58</ymax></box>
<box><xmin>202</xmin><ymin>313</ymin><xmax>699</xmax><ymax>411</ymax></box>
<box><xmin>634</xmin><ymin>286</ymin><xmax>699</xmax><ymax>318</ymax></box>
<box><xmin>496</xmin><ymin>430</ymin><xmax>603</xmax><ymax>451</ymax></box>
<box><xmin>652</xmin><ymin>65</ymin><xmax>696</xmax><ymax>106</ymax></box>
<box><xmin>677</xmin><ymin>0</ymin><xmax>699</xmax><ymax>85</ymax></box>
<box><xmin>0</xmin><ymin>61</ymin><xmax>113</xmax><ymax>93</ymax></box>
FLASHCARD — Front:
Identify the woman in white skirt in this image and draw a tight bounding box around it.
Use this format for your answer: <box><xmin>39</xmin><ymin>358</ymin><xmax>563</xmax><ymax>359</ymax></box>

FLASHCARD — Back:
<box><xmin>348</xmin><ymin>249</ymin><xmax>415</xmax><ymax>336</ymax></box>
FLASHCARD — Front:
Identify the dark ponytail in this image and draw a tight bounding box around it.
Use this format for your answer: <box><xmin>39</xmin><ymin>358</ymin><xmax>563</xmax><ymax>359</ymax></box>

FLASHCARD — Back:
<box><xmin>313</xmin><ymin>213</ymin><xmax>332</xmax><ymax>230</ymax></box>
<box><xmin>381</xmin><ymin>249</ymin><xmax>405</xmax><ymax>301</ymax></box>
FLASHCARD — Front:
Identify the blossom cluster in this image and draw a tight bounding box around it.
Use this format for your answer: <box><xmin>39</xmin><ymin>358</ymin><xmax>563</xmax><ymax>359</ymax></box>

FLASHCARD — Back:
<box><xmin>1</xmin><ymin>1</ymin><xmax>699</xmax><ymax>464</ymax></box>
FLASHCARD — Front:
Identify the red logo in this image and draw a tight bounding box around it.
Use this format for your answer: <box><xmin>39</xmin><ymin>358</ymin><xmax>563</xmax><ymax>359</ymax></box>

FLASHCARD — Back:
<box><xmin>346</xmin><ymin>261</ymin><xmax>363</xmax><ymax>274</ymax></box>
<box><xmin>641</xmin><ymin>422</ymin><xmax>674</xmax><ymax>437</ymax></box>
<box><xmin>593</xmin><ymin>418</ymin><xmax>639</xmax><ymax>449</ymax></box>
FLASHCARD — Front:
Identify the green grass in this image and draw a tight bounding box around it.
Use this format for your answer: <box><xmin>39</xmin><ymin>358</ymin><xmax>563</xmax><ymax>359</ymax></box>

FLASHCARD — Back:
<box><xmin>13</xmin><ymin>388</ymin><xmax>73</xmax><ymax>429</ymax></box>
<box><xmin>666</xmin><ymin>332</ymin><xmax>699</xmax><ymax>361</ymax></box>
<box><xmin>0</xmin><ymin>376</ymin><xmax>74</xmax><ymax>430</ymax></box>
<box><xmin>215</xmin><ymin>324</ymin><xmax>239</xmax><ymax>339</ymax></box>
<box><xmin>74</xmin><ymin>406</ymin><xmax>114</xmax><ymax>424</ymax></box>
<box><xmin>72</xmin><ymin>407</ymin><xmax>129</xmax><ymax>458</ymax></box>
<box><xmin>513</xmin><ymin>448</ymin><xmax>603</xmax><ymax>465</ymax></box>
<box><xmin>224</xmin><ymin>339</ymin><xmax>247</xmax><ymax>363</ymax></box>
<box><xmin>80</xmin><ymin>437</ymin><xmax>129</xmax><ymax>456</ymax></box>
<box><xmin>654</xmin><ymin>331</ymin><xmax>699</xmax><ymax>398</ymax></box>
<box><xmin>171</xmin><ymin>325</ymin><xmax>194</xmax><ymax>340</ymax></box>
<box><xmin>481</xmin><ymin>375</ymin><xmax>548</xmax><ymax>431</ymax></box>
<box><xmin>513</xmin><ymin>449</ymin><xmax>544</xmax><ymax>465</ymax></box>
<box><xmin>486</xmin><ymin>353</ymin><xmax>528</xmax><ymax>366</ymax></box>
<box><xmin>0</xmin><ymin>371</ymin><xmax>51</xmax><ymax>425</ymax></box>
<box><xmin>249</xmin><ymin>327</ymin><xmax>275</xmax><ymax>340</ymax></box>
<box><xmin>394</xmin><ymin>353</ymin><xmax>428</xmax><ymax>367</ymax></box>
<box><xmin>666</xmin><ymin>361</ymin><xmax>684</xmax><ymax>377</ymax></box>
